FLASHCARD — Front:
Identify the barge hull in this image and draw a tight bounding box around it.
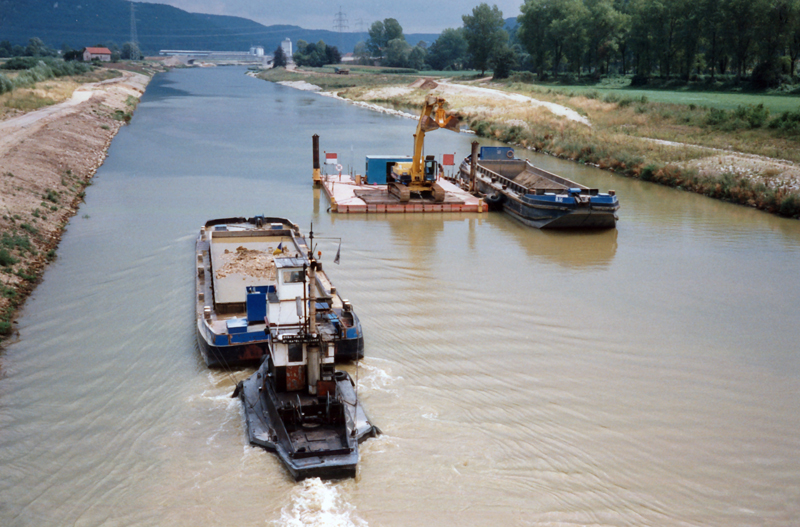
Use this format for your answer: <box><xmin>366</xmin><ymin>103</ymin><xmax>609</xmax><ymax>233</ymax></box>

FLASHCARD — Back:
<box><xmin>503</xmin><ymin>205</ymin><xmax>617</xmax><ymax>229</ymax></box>
<box><xmin>196</xmin><ymin>333</ymin><xmax>269</xmax><ymax>368</ymax></box>
<box><xmin>197</xmin><ymin>332</ymin><xmax>364</xmax><ymax>368</ymax></box>
<box><xmin>479</xmin><ymin>182</ymin><xmax>617</xmax><ymax>229</ymax></box>
<box><xmin>463</xmin><ymin>154</ymin><xmax>619</xmax><ymax>230</ymax></box>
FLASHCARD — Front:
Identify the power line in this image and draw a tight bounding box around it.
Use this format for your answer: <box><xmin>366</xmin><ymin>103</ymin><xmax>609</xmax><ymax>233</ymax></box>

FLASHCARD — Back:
<box><xmin>333</xmin><ymin>6</ymin><xmax>348</xmax><ymax>52</ymax></box>
<box><xmin>129</xmin><ymin>1</ymin><xmax>138</xmax><ymax>46</ymax></box>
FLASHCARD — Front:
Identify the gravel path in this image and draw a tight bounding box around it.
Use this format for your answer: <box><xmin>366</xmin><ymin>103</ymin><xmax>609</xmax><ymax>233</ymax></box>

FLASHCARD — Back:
<box><xmin>435</xmin><ymin>80</ymin><xmax>592</xmax><ymax>126</ymax></box>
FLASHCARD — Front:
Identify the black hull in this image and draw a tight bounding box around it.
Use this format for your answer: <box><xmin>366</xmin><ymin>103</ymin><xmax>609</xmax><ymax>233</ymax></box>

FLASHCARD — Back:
<box><xmin>460</xmin><ymin>157</ymin><xmax>619</xmax><ymax>229</ymax></box>
<box><xmin>335</xmin><ymin>335</ymin><xmax>364</xmax><ymax>362</ymax></box>
<box><xmin>239</xmin><ymin>369</ymin><xmax>376</xmax><ymax>481</ymax></box>
<box><xmin>502</xmin><ymin>201</ymin><xmax>617</xmax><ymax>229</ymax></box>
<box><xmin>196</xmin><ymin>333</ymin><xmax>269</xmax><ymax>368</ymax></box>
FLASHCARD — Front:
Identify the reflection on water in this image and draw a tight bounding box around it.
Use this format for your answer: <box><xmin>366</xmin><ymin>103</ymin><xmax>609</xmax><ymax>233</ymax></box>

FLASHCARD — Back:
<box><xmin>498</xmin><ymin>216</ymin><xmax>619</xmax><ymax>269</ymax></box>
<box><xmin>1</xmin><ymin>67</ymin><xmax>799</xmax><ymax>527</ymax></box>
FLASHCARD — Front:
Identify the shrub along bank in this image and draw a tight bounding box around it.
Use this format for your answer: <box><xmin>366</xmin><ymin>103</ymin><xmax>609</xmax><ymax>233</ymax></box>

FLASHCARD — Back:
<box><xmin>0</xmin><ymin>57</ymin><xmax>92</xmax><ymax>95</ymax></box>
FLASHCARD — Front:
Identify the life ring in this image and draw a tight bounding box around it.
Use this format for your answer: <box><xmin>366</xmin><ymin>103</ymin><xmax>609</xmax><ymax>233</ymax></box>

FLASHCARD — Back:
<box><xmin>336</xmin><ymin>163</ymin><xmax>343</xmax><ymax>173</ymax></box>
<box><xmin>506</xmin><ymin>150</ymin><xmax>514</xmax><ymax>159</ymax></box>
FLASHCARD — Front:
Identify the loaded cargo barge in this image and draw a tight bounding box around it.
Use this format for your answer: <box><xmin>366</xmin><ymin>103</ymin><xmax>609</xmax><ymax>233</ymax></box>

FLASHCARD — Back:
<box><xmin>195</xmin><ymin>216</ymin><xmax>364</xmax><ymax>368</ymax></box>
<box><xmin>459</xmin><ymin>146</ymin><xmax>620</xmax><ymax>229</ymax></box>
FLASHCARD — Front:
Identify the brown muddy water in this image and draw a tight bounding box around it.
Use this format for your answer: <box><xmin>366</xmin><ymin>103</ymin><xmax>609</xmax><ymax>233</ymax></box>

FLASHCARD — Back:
<box><xmin>1</xmin><ymin>67</ymin><xmax>799</xmax><ymax>526</ymax></box>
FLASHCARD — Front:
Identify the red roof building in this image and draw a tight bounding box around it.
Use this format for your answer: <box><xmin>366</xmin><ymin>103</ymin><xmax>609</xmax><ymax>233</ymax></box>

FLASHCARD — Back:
<box><xmin>83</xmin><ymin>47</ymin><xmax>112</xmax><ymax>62</ymax></box>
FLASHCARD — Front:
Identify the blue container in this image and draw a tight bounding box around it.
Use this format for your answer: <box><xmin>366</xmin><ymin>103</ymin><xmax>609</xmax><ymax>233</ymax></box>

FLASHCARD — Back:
<box><xmin>365</xmin><ymin>155</ymin><xmax>412</xmax><ymax>184</ymax></box>
<box><xmin>246</xmin><ymin>285</ymin><xmax>269</xmax><ymax>322</ymax></box>
<box><xmin>226</xmin><ymin>318</ymin><xmax>248</xmax><ymax>334</ymax></box>
<box><xmin>480</xmin><ymin>147</ymin><xmax>515</xmax><ymax>161</ymax></box>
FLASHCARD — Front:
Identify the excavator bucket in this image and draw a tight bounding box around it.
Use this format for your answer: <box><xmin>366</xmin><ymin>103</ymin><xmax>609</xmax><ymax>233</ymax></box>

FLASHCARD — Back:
<box><xmin>420</xmin><ymin>115</ymin><xmax>441</xmax><ymax>133</ymax></box>
<box><xmin>433</xmin><ymin>105</ymin><xmax>460</xmax><ymax>133</ymax></box>
<box><xmin>441</xmin><ymin>114</ymin><xmax>460</xmax><ymax>133</ymax></box>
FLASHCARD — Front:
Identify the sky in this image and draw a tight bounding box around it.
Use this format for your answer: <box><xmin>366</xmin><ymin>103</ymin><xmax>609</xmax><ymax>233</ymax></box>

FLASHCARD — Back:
<box><xmin>136</xmin><ymin>0</ymin><xmax>523</xmax><ymax>34</ymax></box>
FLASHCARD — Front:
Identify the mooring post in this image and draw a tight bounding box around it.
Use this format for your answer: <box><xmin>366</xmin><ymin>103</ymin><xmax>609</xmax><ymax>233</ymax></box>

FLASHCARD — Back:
<box><xmin>312</xmin><ymin>134</ymin><xmax>321</xmax><ymax>187</ymax></box>
<box><xmin>470</xmin><ymin>141</ymin><xmax>479</xmax><ymax>193</ymax></box>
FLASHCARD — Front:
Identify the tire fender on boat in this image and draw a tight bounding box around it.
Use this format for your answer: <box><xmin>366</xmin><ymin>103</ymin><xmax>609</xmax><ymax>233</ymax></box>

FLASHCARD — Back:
<box><xmin>485</xmin><ymin>192</ymin><xmax>505</xmax><ymax>210</ymax></box>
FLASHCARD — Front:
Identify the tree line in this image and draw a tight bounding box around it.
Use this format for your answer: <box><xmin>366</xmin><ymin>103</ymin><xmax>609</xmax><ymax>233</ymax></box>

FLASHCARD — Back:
<box><xmin>1</xmin><ymin>37</ymin><xmax>143</xmax><ymax>61</ymax></box>
<box><xmin>351</xmin><ymin>8</ymin><xmax>512</xmax><ymax>77</ymax></box>
<box><xmin>344</xmin><ymin>1</ymin><xmax>800</xmax><ymax>87</ymax></box>
<box><xmin>516</xmin><ymin>0</ymin><xmax>800</xmax><ymax>86</ymax></box>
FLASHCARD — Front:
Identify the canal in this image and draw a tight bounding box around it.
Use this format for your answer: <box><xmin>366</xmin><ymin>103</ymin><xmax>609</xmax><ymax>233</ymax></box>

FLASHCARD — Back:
<box><xmin>1</xmin><ymin>67</ymin><xmax>799</xmax><ymax>526</ymax></box>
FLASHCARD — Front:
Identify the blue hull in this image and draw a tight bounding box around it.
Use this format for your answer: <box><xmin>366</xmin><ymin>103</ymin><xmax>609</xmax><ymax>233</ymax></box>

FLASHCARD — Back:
<box><xmin>501</xmin><ymin>193</ymin><xmax>618</xmax><ymax>229</ymax></box>
<box><xmin>196</xmin><ymin>315</ymin><xmax>364</xmax><ymax>368</ymax></box>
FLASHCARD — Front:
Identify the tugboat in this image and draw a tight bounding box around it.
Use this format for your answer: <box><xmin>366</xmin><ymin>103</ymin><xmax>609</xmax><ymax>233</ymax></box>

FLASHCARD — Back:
<box><xmin>195</xmin><ymin>216</ymin><xmax>364</xmax><ymax>368</ymax></box>
<box><xmin>460</xmin><ymin>146</ymin><xmax>620</xmax><ymax>229</ymax></box>
<box><xmin>234</xmin><ymin>236</ymin><xmax>379</xmax><ymax>480</ymax></box>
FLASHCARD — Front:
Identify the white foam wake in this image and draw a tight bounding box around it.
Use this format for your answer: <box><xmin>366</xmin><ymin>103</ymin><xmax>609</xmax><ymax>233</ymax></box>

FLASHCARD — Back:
<box><xmin>273</xmin><ymin>478</ymin><xmax>367</xmax><ymax>527</ymax></box>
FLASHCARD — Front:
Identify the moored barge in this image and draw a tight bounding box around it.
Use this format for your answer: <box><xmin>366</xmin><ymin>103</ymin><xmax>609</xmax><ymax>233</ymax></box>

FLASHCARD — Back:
<box><xmin>195</xmin><ymin>216</ymin><xmax>364</xmax><ymax>368</ymax></box>
<box><xmin>460</xmin><ymin>146</ymin><xmax>620</xmax><ymax>229</ymax></box>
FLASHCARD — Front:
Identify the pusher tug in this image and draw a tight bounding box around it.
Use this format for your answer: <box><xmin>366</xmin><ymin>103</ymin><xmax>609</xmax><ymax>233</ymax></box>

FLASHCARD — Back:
<box><xmin>233</xmin><ymin>226</ymin><xmax>379</xmax><ymax>480</ymax></box>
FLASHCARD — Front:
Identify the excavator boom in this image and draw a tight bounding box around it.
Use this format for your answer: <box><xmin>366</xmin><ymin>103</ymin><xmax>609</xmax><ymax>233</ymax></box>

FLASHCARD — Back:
<box><xmin>388</xmin><ymin>94</ymin><xmax>460</xmax><ymax>203</ymax></box>
<box><xmin>412</xmin><ymin>95</ymin><xmax>460</xmax><ymax>176</ymax></box>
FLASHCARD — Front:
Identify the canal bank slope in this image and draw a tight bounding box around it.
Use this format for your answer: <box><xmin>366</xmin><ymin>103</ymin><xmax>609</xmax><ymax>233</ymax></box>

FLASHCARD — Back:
<box><xmin>0</xmin><ymin>70</ymin><xmax>152</xmax><ymax>340</ymax></box>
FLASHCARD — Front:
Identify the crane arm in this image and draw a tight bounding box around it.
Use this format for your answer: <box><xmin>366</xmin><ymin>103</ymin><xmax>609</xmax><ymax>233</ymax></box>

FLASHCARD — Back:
<box><xmin>410</xmin><ymin>95</ymin><xmax>459</xmax><ymax>177</ymax></box>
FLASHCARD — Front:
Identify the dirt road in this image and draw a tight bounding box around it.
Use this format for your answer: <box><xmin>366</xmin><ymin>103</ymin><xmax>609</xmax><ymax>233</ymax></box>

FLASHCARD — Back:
<box><xmin>0</xmin><ymin>70</ymin><xmax>151</xmax><ymax>338</ymax></box>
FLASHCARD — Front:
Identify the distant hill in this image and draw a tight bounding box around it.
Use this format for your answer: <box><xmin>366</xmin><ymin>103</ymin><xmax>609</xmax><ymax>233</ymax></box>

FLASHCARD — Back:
<box><xmin>504</xmin><ymin>17</ymin><xmax>519</xmax><ymax>36</ymax></box>
<box><xmin>0</xmin><ymin>0</ymin><xmax>440</xmax><ymax>55</ymax></box>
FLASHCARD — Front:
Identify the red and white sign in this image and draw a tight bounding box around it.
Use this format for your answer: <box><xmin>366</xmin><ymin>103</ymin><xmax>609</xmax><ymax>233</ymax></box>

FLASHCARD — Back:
<box><xmin>442</xmin><ymin>153</ymin><xmax>455</xmax><ymax>166</ymax></box>
<box><xmin>325</xmin><ymin>152</ymin><xmax>338</xmax><ymax>165</ymax></box>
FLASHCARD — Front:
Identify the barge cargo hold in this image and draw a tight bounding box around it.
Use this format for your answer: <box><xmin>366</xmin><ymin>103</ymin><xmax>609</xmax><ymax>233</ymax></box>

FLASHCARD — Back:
<box><xmin>235</xmin><ymin>247</ymin><xmax>378</xmax><ymax>480</ymax></box>
<box><xmin>459</xmin><ymin>147</ymin><xmax>620</xmax><ymax>229</ymax></box>
<box><xmin>195</xmin><ymin>216</ymin><xmax>364</xmax><ymax>368</ymax></box>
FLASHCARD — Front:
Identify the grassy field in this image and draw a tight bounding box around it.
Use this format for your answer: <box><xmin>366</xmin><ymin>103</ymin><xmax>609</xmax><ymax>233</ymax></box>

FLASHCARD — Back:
<box><xmin>0</xmin><ymin>68</ymin><xmax>120</xmax><ymax>118</ymax></box>
<box><xmin>534</xmin><ymin>84</ymin><xmax>800</xmax><ymax>113</ymax></box>
<box><xmin>260</xmin><ymin>66</ymin><xmax>483</xmax><ymax>91</ymax></box>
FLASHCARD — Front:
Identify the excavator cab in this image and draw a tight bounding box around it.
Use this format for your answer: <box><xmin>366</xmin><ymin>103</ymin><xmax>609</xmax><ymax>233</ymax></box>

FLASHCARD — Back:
<box><xmin>424</xmin><ymin>156</ymin><xmax>438</xmax><ymax>182</ymax></box>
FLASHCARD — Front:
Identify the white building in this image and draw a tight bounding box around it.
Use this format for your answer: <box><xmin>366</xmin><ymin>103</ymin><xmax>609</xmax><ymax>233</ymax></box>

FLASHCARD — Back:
<box><xmin>281</xmin><ymin>38</ymin><xmax>293</xmax><ymax>62</ymax></box>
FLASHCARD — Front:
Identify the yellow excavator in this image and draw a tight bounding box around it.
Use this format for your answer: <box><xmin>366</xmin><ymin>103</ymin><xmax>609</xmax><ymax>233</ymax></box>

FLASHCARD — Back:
<box><xmin>388</xmin><ymin>95</ymin><xmax>460</xmax><ymax>203</ymax></box>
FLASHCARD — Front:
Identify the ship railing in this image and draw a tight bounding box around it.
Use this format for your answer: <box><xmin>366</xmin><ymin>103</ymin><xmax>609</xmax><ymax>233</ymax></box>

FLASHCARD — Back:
<box><xmin>475</xmin><ymin>165</ymin><xmax>530</xmax><ymax>196</ymax></box>
<box><xmin>459</xmin><ymin>158</ymin><xmax>597</xmax><ymax>196</ymax></box>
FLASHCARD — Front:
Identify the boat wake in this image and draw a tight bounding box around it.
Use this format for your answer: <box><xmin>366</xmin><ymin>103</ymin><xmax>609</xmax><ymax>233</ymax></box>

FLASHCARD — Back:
<box><xmin>354</xmin><ymin>359</ymin><xmax>401</xmax><ymax>394</ymax></box>
<box><xmin>273</xmin><ymin>478</ymin><xmax>367</xmax><ymax>527</ymax></box>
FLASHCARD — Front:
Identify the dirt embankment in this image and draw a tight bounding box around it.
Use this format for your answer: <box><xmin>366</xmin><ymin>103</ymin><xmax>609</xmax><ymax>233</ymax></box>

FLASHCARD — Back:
<box><xmin>0</xmin><ymin>70</ymin><xmax>152</xmax><ymax>340</ymax></box>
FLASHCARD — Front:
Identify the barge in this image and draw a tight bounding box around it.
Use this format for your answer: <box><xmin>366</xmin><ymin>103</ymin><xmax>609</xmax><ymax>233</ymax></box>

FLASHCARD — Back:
<box><xmin>235</xmin><ymin>248</ymin><xmax>379</xmax><ymax>480</ymax></box>
<box><xmin>460</xmin><ymin>146</ymin><xmax>620</xmax><ymax>229</ymax></box>
<box><xmin>195</xmin><ymin>216</ymin><xmax>364</xmax><ymax>368</ymax></box>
